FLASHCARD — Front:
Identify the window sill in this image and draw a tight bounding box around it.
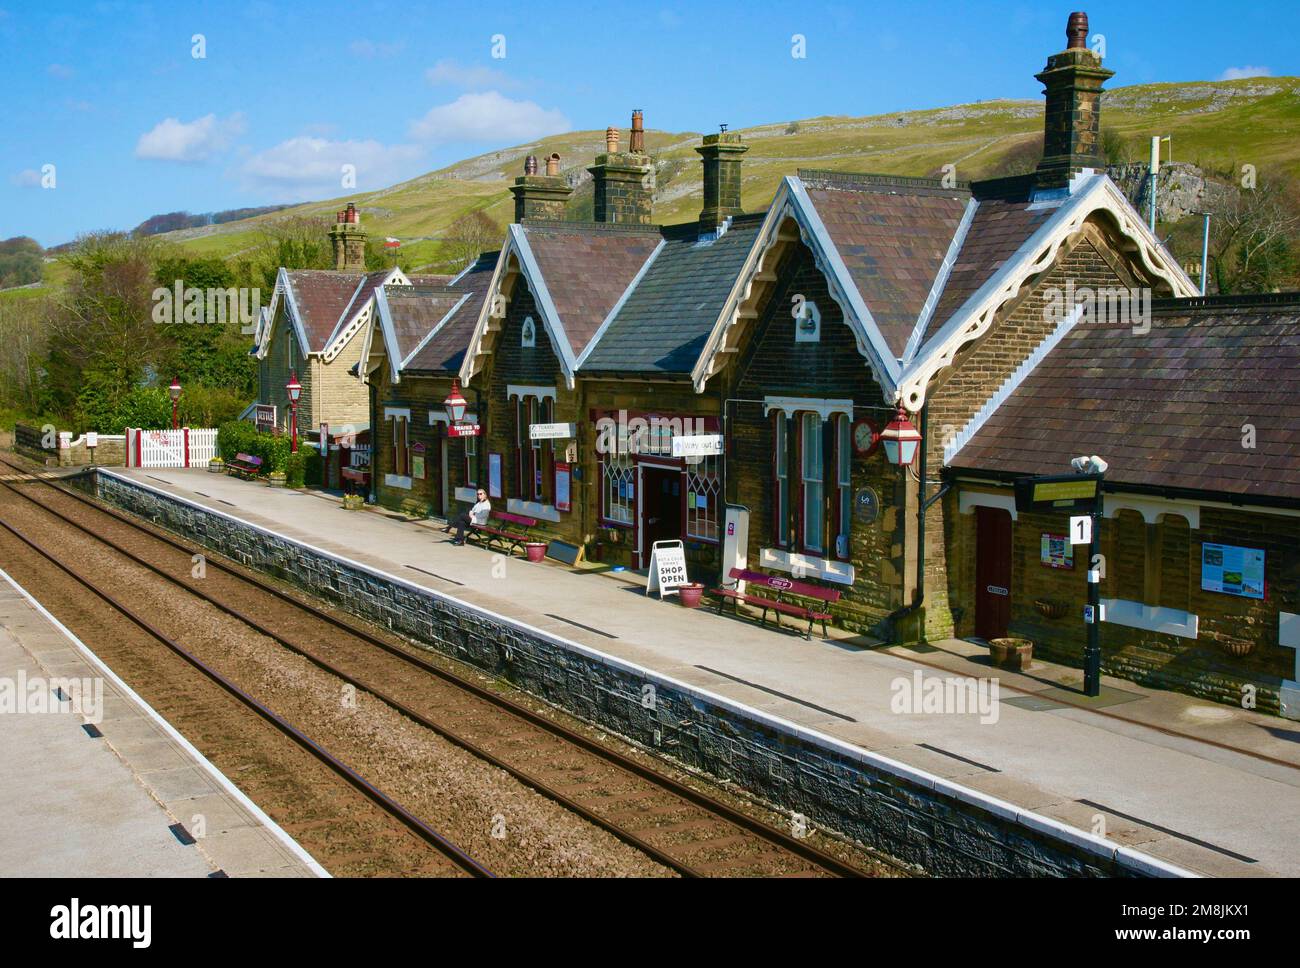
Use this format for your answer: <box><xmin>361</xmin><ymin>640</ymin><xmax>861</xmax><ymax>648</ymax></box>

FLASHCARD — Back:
<box><xmin>507</xmin><ymin>498</ymin><xmax>560</xmax><ymax>523</ymax></box>
<box><xmin>384</xmin><ymin>474</ymin><xmax>412</xmax><ymax>490</ymax></box>
<box><xmin>759</xmin><ymin>548</ymin><xmax>855</xmax><ymax>585</ymax></box>
<box><xmin>1102</xmin><ymin>599</ymin><xmax>1199</xmax><ymax>639</ymax></box>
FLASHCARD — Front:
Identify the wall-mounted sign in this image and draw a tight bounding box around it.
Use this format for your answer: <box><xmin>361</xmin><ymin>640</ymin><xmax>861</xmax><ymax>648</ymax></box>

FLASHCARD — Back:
<box><xmin>529</xmin><ymin>422</ymin><xmax>575</xmax><ymax>440</ymax></box>
<box><xmin>671</xmin><ymin>434</ymin><xmax>723</xmax><ymax>458</ymax></box>
<box><xmin>1202</xmin><ymin>543</ymin><xmax>1265</xmax><ymax>600</ymax></box>
<box><xmin>319</xmin><ymin>422</ymin><xmax>330</xmax><ymax>455</ymax></box>
<box><xmin>1040</xmin><ymin>533</ymin><xmax>1074</xmax><ymax>569</ymax></box>
<box><xmin>487</xmin><ymin>453</ymin><xmax>503</xmax><ymax>499</ymax></box>
<box><xmin>1013</xmin><ymin>473</ymin><xmax>1103</xmax><ymax>514</ymax></box>
<box><xmin>447</xmin><ymin>423</ymin><xmax>481</xmax><ymax>438</ymax></box>
<box><xmin>410</xmin><ymin>441</ymin><xmax>426</xmax><ymax>480</ymax></box>
<box><xmin>254</xmin><ymin>404</ymin><xmax>276</xmax><ymax>432</ymax></box>
<box><xmin>555</xmin><ymin>462</ymin><xmax>571</xmax><ymax>512</ymax></box>
<box><xmin>854</xmin><ymin>486</ymin><xmax>880</xmax><ymax>524</ymax></box>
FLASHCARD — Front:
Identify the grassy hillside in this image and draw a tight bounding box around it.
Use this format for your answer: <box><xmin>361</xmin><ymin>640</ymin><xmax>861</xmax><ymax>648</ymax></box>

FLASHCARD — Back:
<box><xmin>9</xmin><ymin>76</ymin><xmax>1299</xmax><ymax>290</ymax></box>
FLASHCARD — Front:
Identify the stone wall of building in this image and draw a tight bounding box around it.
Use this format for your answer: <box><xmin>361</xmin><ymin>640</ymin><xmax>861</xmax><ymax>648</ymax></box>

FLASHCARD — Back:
<box><xmin>91</xmin><ymin>468</ymin><xmax>1184</xmax><ymax>878</ymax></box>
<box><xmin>373</xmin><ymin>368</ymin><xmax>469</xmax><ymax>519</ymax></box>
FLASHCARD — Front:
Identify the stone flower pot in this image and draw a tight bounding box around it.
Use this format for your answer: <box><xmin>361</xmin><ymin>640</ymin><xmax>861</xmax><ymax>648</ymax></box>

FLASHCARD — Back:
<box><xmin>525</xmin><ymin>542</ymin><xmax>548</xmax><ymax>563</ymax></box>
<box><xmin>678</xmin><ymin>583</ymin><xmax>705</xmax><ymax>609</ymax></box>
<box><xmin>208</xmin><ymin>459</ymin><xmax>225</xmax><ymax>474</ymax></box>
<box><xmin>989</xmin><ymin>637</ymin><xmax>1033</xmax><ymax>671</ymax></box>
<box><xmin>267</xmin><ymin>471</ymin><xmax>287</xmax><ymax>488</ymax></box>
<box><xmin>341</xmin><ymin>494</ymin><xmax>365</xmax><ymax>510</ymax></box>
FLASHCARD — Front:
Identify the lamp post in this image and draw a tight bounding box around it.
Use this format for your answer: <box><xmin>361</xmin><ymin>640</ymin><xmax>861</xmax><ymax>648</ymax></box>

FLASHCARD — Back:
<box><xmin>168</xmin><ymin>377</ymin><xmax>182</xmax><ymax>431</ymax></box>
<box><xmin>286</xmin><ymin>371</ymin><xmax>302</xmax><ymax>454</ymax></box>
<box><xmin>1070</xmin><ymin>455</ymin><xmax>1109</xmax><ymax>697</ymax></box>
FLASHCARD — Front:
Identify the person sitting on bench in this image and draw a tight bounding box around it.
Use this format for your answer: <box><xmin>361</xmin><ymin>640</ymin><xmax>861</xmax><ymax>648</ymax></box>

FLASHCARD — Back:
<box><xmin>451</xmin><ymin>489</ymin><xmax>491</xmax><ymax>546</ymax></box>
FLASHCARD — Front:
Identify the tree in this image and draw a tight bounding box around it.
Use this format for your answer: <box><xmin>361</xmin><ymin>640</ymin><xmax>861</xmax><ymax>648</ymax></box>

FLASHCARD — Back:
<box><xmin>444</xmin><ymin>211</ymin><xmax>501</xmax><ymax>269</ymax></box>
<box><xmin>0</xmin><ymin>236</ymin><xmax>44</xmax><ymax>288</ymax></box>
<box><xmin>1206</xmin><ymin>172</ymin><xmax>1300</xmax><ymax>294</ymax></box>
<box><xmin>0</xmin><ymin>295</ymin><xmax>52</xmax><ymax>415</ymax></box>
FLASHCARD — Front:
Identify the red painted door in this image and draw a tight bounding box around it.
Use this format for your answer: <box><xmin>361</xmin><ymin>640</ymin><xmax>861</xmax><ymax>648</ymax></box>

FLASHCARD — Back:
<box><xmin>975</xmin><ymin>506</ymin><xmax>1013</xmax><ymax>640</ymax></box>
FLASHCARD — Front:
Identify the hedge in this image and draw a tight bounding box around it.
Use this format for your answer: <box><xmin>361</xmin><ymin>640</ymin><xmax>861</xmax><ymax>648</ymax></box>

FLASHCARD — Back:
<box><xmin>216</xmin><ymin>420</ymin><xmax>292</xmax><ymax>473</ymax></box>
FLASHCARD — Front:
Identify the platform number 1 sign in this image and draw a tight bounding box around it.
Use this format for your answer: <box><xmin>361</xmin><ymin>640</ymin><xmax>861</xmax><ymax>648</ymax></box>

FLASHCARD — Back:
<box><xmin>1069</xmin><ymin>515</ymin><xmax>1092</xmax><ymax>545</ymax></box>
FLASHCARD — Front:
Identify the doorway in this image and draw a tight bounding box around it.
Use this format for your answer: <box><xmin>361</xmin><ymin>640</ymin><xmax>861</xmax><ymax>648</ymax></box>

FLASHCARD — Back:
<box><xmin>640</xmin><ymin>465</ymin><xmax>683</xmax><ymax>557</ymax></box>
<box><xmin>974</xmin><ymin>506</ymin><xmax>1013</xmax><ymax>640</ymax></box>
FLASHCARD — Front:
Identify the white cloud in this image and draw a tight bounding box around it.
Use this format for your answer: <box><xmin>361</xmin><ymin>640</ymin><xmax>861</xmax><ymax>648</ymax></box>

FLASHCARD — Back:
<box><xmin>424</xmin><ymin>59</ymin><xmax>518</xmax><ymax>91</ymax></box>
<box><xmin>47</xmin><ymin>63</ymin><xmax>75</xmax><ymax>79</ymax></box>
<box><xmin>1218</xmin><ymin>65</ymin><xmax>1272</xmax><ymax>81</ymax></box>
<box><xmin>10</xmin><ymin>169</ymin><xmax>42</xmax><ymax>188</ymax></box>
<box><xmin>237</xmin><ymin>136</ymin><xmax>424</xmax><ymax>199</ymax></box>
<box><xmin>409</xmin><ymin>92</ymin><xmax>569</xmax><ymax>144</ymax></box>
<box><xmin>135</xmin><ymin>113</ymin><xmax>246</xmax><ymax>163</ymax></box>
<box><xmin>350</xmin><ymin>39</ymin><xmax>404</xmax><ymax>59</ymax></box>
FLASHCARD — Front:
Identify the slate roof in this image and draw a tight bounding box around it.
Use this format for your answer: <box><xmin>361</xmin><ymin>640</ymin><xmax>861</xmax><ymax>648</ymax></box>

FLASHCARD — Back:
<box><xmin>948</xmin><ymin>295</ymin><xmax>1300</xmax><ymax>502</ymax></box>
<box><xmin>283</xmin><ymin>270</ymin><xmax>363</xmax><ymax>351</ymax></box>
<box><xmin>799</xmin><ymin>173</ymin><xmax>971</xmax><ymax>358</ymax></box>
<box><xmin>404</xmin><ymin>255</ymin><xmax>499</xmax><ymax>374</ymax></box>
<box><xmin>582</xmin><ymin>214</ymin><xmax>766</xmax><ymax>374</ymax></box>
<box><xmin>520</xmin><ymin>222</ymin><xmax>663</xmax><ymax>357</ymax></box>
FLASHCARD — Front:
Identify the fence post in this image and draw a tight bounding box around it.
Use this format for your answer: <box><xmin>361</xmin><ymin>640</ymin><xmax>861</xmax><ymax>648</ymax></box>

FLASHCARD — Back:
<box><xmin>184</xmin><ymin>428</ymin><xmax>191</xmax><ymax>468</ymax></box>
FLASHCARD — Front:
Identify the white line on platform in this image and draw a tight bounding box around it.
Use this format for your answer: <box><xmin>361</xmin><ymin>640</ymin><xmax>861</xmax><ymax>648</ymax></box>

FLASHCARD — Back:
<box><xmin>0</xmin><ymin>561</ymin><xmax>330</xmax><ymax>879</ymax></box>
<box><xmin>103</xmin><ymin>469</ymin><xmax>1198</xmax><ymax>878</ymax></box>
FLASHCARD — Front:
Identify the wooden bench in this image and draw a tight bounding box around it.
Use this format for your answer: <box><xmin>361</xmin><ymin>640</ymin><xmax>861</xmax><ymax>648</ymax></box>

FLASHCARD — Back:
<box><xmin>226</xmin><ymin>453</ymin><xmax>264</xmax><ymax>479</ymax></box>
<box><xmin>467</xmin><ymin>509</ymin><xmax>539</xmax><ymax>556</ymax></box>
<box><xmin>710</xmin><ymin>567</ymin><xmax>841</xmax><ymax>639</ymax></box>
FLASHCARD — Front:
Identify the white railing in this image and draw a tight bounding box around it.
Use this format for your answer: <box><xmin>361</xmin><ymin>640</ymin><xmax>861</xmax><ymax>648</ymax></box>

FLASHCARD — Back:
<box><xmin>126</xmin><ymin>428</ymin><xmax>219</xmax><ymax>468</ymax></box>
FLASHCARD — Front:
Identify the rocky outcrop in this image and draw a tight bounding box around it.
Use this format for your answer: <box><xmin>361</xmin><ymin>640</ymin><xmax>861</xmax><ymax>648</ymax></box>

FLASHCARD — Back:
<box><xmin>1107</xmin><ymin>161</ymin><xmax>1230</xmax><ymax>224</ymax></box>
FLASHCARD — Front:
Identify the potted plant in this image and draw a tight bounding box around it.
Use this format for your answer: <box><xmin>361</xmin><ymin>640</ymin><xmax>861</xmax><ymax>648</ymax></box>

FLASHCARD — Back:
<box><xmin>525</xmin><ymin>542</ymin><xmax>548</xmax><ymax>563</ymax></box>
<box><xmin>342</xmin><ymin>493</ymin><xmax>365</xmax><ymax>510</ymax></box>
<box><xmin>678</xmin><ymin>583</ymin><xmax>705</xmax><ymax>609</ymax></box>
<box><xmin>268</xmin><ymin>470</ymin><xmax>287</xmax><ymax>488</ymax></box>
<box><xmin>208</xmin><ymin>456</ymin><xmax>225</xmax><ymax>474</ymax></box>
<box><xmin>988</xmin><ymin>637</ymin><xmax>1033</xmax><ymax>671</ymax></box>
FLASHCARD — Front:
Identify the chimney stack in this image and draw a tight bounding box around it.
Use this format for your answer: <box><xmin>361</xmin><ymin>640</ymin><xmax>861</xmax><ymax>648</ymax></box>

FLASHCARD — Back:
<box><xmin>1034</xmin><ymin>11</ymin><xmax>1114</xmax><ymax>192</ymax></box>
<box><xmin>329</xmin><ymin>202</ymin><xmax>367</xmax><ymax>272</ymax></box>
<box><xmin>589</xmin><ymin>110</ymin><xmax>655</xmax><ymax>224</ymax></box>
<box><xmin>697</xmin><ymin>127</ymin><xmax>747</xmax><ymax>234</ymax></box>
<box><xmin>510</xmin><ymin>153</ymin><xmax>572</xmax><ymax>223</ymax></box>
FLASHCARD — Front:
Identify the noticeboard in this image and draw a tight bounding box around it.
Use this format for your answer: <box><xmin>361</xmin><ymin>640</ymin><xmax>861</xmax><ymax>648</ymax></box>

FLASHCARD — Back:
<box><xmin>1014</xmin><ymin>473</ymin><xmax>1103</xmax><ymax>514</ymax></box>
<box><xmin>555</xmin><ymin>462</ymin><xmax>571</xmax><ymax>512</ymax></box>
<box><xmin>1201</xmin><ymin>543</ymin><xmax>1265</xmax><ymax>600</ymax></box>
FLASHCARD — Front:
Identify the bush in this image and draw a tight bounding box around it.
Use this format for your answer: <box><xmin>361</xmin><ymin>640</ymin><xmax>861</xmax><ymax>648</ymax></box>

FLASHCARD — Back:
<box><xmin>304</xmin><ymin>449</ymin><xmax>324</xmax><ymax>487</ymax></box>
<box><xmin>216</xmin><ymin>419</ymin><xmax>292</xmax><ymax>472</ymax></box>
<box><xmin>284</xmin><ymin>451</ymin><xmax>307</xmax><ymax>488</ymax></box>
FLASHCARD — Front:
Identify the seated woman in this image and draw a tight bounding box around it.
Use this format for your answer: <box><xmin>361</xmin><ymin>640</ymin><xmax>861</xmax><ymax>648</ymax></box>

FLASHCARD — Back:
<box><xmin>451</xmin><ymin>488</ymin><xmax>491</xmax><ymax>546</ymax></box>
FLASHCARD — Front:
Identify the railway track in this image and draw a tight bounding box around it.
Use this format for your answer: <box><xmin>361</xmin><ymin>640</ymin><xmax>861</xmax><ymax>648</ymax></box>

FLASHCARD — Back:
<box><xmin>0</xmin><ymin>458</ymin><xmax>880</xmax><ymax>877</ymax></box>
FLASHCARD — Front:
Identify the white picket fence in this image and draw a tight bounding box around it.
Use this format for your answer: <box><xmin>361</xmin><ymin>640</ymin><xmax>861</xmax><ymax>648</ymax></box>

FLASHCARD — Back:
<box><xmin>126</xmin><ymin>428</ymin><xmax>219</xmax><ymax>468</ymax></box>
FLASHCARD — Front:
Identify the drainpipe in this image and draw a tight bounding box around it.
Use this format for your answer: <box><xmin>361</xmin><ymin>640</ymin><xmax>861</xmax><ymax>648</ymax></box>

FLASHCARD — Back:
<box><xmin>367</xmin><ymin>378</ymin><xmax>378</xmax><ymax>505</ymax></box>
<box><xmin>884</xmin><ymin>406</ymin><xmax>949</xmax><ymax>643</ymax></box>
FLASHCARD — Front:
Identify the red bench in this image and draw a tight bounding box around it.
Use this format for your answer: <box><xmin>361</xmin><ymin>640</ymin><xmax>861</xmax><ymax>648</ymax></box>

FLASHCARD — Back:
<box><xmin>226</xmin><ymin>453</ymin><xmax>263</xmax><ymax>479</ymax></box>
<box><xmin>710</xmin><ymin>567</ymin><xmax>842</xmax><ymax>639</ymax></box>
<box><xmin>467</xmin><ymin>509</ymin><xmax>539</xmax><ymax>556</ymax></box>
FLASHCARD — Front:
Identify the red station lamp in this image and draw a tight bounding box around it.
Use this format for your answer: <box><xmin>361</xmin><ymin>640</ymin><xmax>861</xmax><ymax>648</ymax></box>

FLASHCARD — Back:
<box><xmin>168</xmin><ymin>377</ymin><xmax>182</xmax><ymax>431</ymax></box>
<box><xmin>880</xmin><ymin>407</ymin><xmax>923</xmax><ymax>467</ymax></box>
<box><xmin>286</xmin><ymin>371</ymin><xmax>303</xmax><ymax>454</ymax></box>
<box><xmin>443</xmin><ymin>378</ymin><xmax>468</xmax><ymax>426</ymax></box>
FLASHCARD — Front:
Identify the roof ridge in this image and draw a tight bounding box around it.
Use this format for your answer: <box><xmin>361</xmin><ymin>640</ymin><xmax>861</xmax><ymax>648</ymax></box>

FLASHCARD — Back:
<box><xmin>522</xmin><ymin>219</ymin><xmax>663</xmax><ymax>234</ymax></box>
<box><xmin>1153</xmin><ymin>292</ymin><xmax>1300</xmax><ymax>314</ymax></box>
<box><xmin>797</xmin><ymin>168</ymin><xmax>972</xmax><ymax>195</ymax></box>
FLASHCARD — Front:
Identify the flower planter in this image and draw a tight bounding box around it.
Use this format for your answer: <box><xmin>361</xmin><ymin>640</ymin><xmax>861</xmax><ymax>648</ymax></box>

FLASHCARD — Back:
<box><xmin>678</xmin><ymin>583</ymin><xmax>705</xmax><ymax>609</ymax></box>
<box><xmin>1219</xmin><ymin>636</ymin><xmax>1254</xmax><ymax>658</ymax></box>
<box><xmin>267</xmin><ymin>472</ymin><xmax>287</xmax><ymax>488</ymax></box>
<box><xmin>525</xmin><ymin>542</ymin><xmax>548</xmax><ymax>563</ymax></box>
<box><xmin>1033</xmin><ymin>598</ymin><xmax>1069</xmax><ymax>620</ymax></box>
<box><xmin>988</xmin><ymin>637</ymin><xmax>1033</xmax><ymax>671</ymax></box>
<box><xmin>208</xmin><ymin>460</ymin><xmax>225</xmax><ymax>474</ymax></box>
<box><xmin>341</xmin><ymin>494</ymin><xmax>365</xmax><ymax>511</ymax></box>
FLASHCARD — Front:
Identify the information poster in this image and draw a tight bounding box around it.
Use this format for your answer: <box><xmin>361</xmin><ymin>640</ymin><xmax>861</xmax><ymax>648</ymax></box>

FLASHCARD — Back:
<box><xmin>555</xmin><ymin>462</ymin><xmax>571</xmax><ymax>512</ymax></box>
<box><xmin>1040</xmin><ymin>533</ymin><xmax>1074</xmax><ymax>570</ymax></box>
<box><xmin>488</xmin><ymin>453</ymin><xmax>503</xmax><ymax>499</ymax></box>
<box><xmin>410</xmin><ymin>442</ymin><xmax>426</xmax><ymax>480</ymax></box>
<box><xmin>1201</xmin><ymin>543</ymin><xmax>1265</xmax><ymax>600</ymax></box>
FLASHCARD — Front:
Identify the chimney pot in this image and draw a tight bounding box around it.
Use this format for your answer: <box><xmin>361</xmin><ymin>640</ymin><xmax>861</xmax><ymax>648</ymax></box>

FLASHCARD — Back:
<box><xmin>605</xmin><ymin>126</ymin><xmax>620</xmax><ymax>154</ymax></box>
<box><xmin>545</xmin><ymin>153</ymin><xmax>561</xmax><ymax>176</ymax></box>
<box><xmin>1067</xmin><ymin>11</ymin><xmax>1089</xmax><ymax>49</ymax></box>
<box><xmin>524</xmin><ymin>154</ymin><xmax>538</xmax><ymax>175</ymax></box>
<box><xmin>630</xmin><ymin>110</ymin><xmax>645</xmax><ymax>153</ymax></box>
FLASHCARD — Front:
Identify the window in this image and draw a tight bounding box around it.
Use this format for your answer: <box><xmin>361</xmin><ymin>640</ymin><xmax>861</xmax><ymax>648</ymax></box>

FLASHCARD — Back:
<box><xmin>801</xmin><ymin>412</ymin><xmax>824</xmax><ymax>553</ymax></box>
<box><xmin>464</xmin><ymin>432</ymin><xmax>477</xmax><ymax>487</ymax></box>
<box><xmin>835</xmin><ymin>414</ymin><xmax>852</xmax><ymax>561</ymax></box>
<box><xmin>515</xmin><ymin>393</ymin><xmax>553</xmax><ymax>504</ymax></box>
<box><xmin>392</xmin><ymin>414</ymin><xmax>410</xmax><ymax>477</ymax></box>
<box><xmin>521</xmin><ymin>316</ymin><xmax>536</xmax><ymax>348</ymax></box>
<box><xmin>774</xmin><ymin>412</ymin><xmax>789</xmax><ymax>548</ymax></box>
<box><xmin>602</xmin><ymin>454</ymin><xmax>634</xmax><ymax>526</ymax></box>
<box><xmin>685</xmin><ymin>454</ymin><xmax>721</xmax><ymax>542</ymax></box>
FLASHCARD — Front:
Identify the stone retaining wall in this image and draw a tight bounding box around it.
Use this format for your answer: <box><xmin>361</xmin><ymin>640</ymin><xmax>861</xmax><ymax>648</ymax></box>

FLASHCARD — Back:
<box><xmin>91</xmin><ymin>469</ymin><xmax>1189</xmax><ymax>879</ymax></box>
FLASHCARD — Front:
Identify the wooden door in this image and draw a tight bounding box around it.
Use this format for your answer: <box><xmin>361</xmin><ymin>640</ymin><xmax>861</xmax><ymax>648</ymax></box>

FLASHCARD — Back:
<box><xmin>975</xmin><ymin>506</ymin><xmax>1013</xmax><ymax>639</ymax></box>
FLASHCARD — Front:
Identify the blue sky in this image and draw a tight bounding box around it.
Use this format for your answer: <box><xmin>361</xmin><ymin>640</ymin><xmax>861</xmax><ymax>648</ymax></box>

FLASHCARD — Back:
<box><xmin>4</xmin><ymin>0</ymin><xmax>1295</xmax><ymax>246</ymax></box>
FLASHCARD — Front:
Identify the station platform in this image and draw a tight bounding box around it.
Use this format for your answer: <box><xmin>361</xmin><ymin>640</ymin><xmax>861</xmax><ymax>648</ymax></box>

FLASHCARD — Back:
<box><xmin>0</xmin><ymin>564</ymin><xmax>325</xmax><ymax>878</ymax></box>
<box><xmin>111</xmin><ymin>468</ymin><xmax>1300</xmax><ymax>877</ymax></box>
